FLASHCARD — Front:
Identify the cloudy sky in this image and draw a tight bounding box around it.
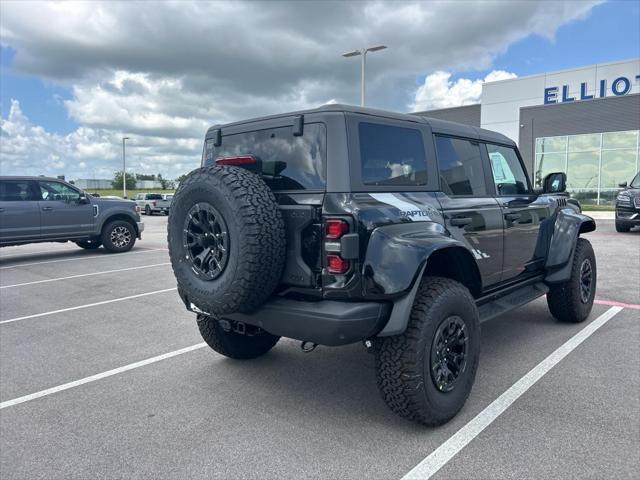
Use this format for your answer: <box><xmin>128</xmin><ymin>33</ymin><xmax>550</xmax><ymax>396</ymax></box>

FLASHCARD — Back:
<box><xmin>1</xmin><ymin>0</ymin><xmax>639</xmax><ymax>181</ymax></box>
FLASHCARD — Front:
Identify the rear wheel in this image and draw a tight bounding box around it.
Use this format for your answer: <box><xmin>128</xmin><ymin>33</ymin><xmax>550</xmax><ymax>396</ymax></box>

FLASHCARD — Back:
<box><xmin>615</xmin><ymin>221</ymin><xmax>631</xmax><ymax>233</ymax></box>
<box><xmin>197</xmin><ymin>315</ymin><xmax>279</xmax><ymax>359</ymax></box>
<box><xmin>145</xmin><ymin>205</ymin><xmax>152</xmax><ymax>216</ymax></box>
<box><xmin>547</xmin><ymin>238</ymin><xmax>596</xmax><ymax>323</ymax></box>
<box><xmin>76</xmin><ymin>239</ymin><xmax>101</xmax><ymax>250</ymax></box>
<box><xmin>375</xmin><ymin>277</ymin><xmax>480</xmax><ymax>425</ymax></box>
<box><xmin>101</xmin><ymin>220</ymin><xmax>136</xmax><ymax>253</ymax></box>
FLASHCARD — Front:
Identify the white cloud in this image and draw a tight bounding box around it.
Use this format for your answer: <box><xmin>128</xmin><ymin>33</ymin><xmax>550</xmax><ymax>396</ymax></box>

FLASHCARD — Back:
<box><xmin>0</xmin><ymin>99</ymin><xmax>202</xmax><ymax>180</ymax></box>
<box><xmin>0</xmin><ymin>0</ymin><xmax>603</xmax><ymax>178</ymax></box>
<box><xmin>410</xmin><ymin>70</ymin><xmax>518</xmax><ymax>111</ymax></box>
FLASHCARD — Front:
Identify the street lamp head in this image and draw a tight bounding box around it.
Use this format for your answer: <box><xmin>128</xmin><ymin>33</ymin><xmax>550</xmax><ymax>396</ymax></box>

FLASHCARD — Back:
<box><xmin>366</xmin><ymin>45</ymin><xmax>387</xmax><ymax>53</ymax></box>
<box><xmin>123</xmin><ymin>136</ymin><xmax>130</xmax><ymax>140</ymax></box>
<box><xmin>342</xmin><ymin>50</ymin><xmax>362</xmax><ymax>58</ymax></box>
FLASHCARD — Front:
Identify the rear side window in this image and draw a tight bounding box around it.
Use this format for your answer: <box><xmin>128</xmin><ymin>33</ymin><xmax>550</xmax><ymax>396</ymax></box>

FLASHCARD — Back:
<box><xmin>359</xmin><ymin>122</ymin><xmax>428</xmax><ymax>186</ymax></box>
<box><xmin>203</xmin><ymin>123</ymin><xmax>326</xmax><ymax>191</ymax></box>
<box><xmin>0</xmin><ymin>180</ymin><xmax>38</xmax><ymax>201</ymax></box>
<box><xmin>485</xmin><ymin>144</ymin><xmax>530</xmax><ymax>195</ymax></box>
<box><xmin>434</xmin><ymin>136</ymin><xmax>487</xmax><ymax>196</ymax></box>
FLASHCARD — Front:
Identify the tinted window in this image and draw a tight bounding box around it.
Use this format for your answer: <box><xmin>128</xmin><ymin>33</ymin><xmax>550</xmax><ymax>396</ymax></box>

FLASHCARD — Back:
<box><xmin>202</xmin><ymin>123</ymin><xmax>326</xmax><ymax>190</ymax></box>
<box><xmin>486</xmin><ymin>144</ymin><xmax>530</xmax><ymax>195</ymax></box>
<box><xmin>0</xmin><ymin>180</ymin><xmax>38</xmax><ymax>201</ymax></box>
<box><xmin>359</xmin><ymin>122</ymin><xmax>428</xmax><ymax>186</ymax></box>
<box><xmin>39</xmin><ymin>181</ymin><xmax>81</xmax><ymax>202</ymax></box>
<box><xmin>146</xmin><ymin>194</ymin><xmax>163</xmax><ymax>200</ymax></box>
<box><xmin>435</xmin><ymin>136</ymin><xmax>486</xmax><ymax>196</ymax></box>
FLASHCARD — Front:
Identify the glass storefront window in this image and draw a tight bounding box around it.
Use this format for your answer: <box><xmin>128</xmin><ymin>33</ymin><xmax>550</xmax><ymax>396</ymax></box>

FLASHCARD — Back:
<box><xmin>602</xmin><ymin>130</ymin><xmax>638</xmax><ymax>150</ymax></box>
<box><xmin>535</xmin><ymin>153</ymin><xmax>566</xmax><ymax>186</ymax></box>
<box><xmin>567</xmin><ymin>152</ymin><xmax>599</xmax><ymax>189</ymax></box>
<box><xmin>535</xmin><ymin>136</ymin><xmax>567</xmax><ymax>153</ymax></box>
<box><xmin>534</xmin><ymin>129</ymin><xmax>639</xmax><ymax>205</ymax></box>
<box><xmin>568</xmin><ymin>133</ymin><xmax>600</xmax><ymax>152</ymax></box>
<box><xmin>600</xmin><ymin>149</ymin><xmax>637</xmax><ymax>188</ymax></box>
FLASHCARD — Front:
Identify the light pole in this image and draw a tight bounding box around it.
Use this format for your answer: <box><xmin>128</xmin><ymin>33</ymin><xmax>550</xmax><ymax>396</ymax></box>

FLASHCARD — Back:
<box><xmin>122</xmin><ymin>136</ymin><xmax>130</xmax><ymax>198</ymax></box>
<box><xmin>342</xmin><ymin>45</ymin><xmax>387</xmax><ymax>107</ymax></box>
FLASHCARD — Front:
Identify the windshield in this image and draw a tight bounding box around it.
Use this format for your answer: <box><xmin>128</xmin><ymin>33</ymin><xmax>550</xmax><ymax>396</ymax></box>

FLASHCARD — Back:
<box><xmin>630</xmin><ymin>172</ymin><xmax>640</xmax><ymax>189</ymax></box>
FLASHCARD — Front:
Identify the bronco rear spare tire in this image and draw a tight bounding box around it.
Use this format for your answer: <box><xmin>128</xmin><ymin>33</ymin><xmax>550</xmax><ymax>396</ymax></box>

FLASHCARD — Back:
<box><xmin>168</xmin><ymin>166</ymin><xmax>285</xmax><ymax>315</ymax></box>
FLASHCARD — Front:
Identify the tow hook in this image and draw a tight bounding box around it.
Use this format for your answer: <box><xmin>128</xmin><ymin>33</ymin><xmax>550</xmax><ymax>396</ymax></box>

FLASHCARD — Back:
<box><xmin>363</xmin><ymin>339</ymin><xmax>374</xmax><ymax>354</ymax></box>
<box><xmin>300</xmin><ymin>341</ymin><xmax>318</xmax><ymax>353</ymax></box>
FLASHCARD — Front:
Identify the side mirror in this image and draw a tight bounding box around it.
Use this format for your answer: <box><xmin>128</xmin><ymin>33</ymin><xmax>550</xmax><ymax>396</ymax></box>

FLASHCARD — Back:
<box><xmin>618</xmin><ymin>181</ymin><xmax>628</xmax><ymax>188</ymax></box>
<box><xmin>542</xmin><ymin>172</ymin><xmax>566</xmax><ymax>194</ymax></box>
<box><xmin>78</xmin><ymin>194</ymin><xmax>90</xmax><ymax>205</ymax></box>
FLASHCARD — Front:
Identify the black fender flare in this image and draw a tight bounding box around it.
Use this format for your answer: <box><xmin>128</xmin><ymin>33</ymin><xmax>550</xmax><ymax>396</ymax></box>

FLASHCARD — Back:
<box><xmin>362</xmin><ymin>222</ymin><xmax>481</xmax><ymax>337</ymax></box>
<box><xmin>544</xmin><ymin>208</ymin><xmax>596</xmax><ymax>283</ymax></box>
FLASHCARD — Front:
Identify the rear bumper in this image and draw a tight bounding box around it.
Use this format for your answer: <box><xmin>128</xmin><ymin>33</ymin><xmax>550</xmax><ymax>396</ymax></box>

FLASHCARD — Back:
<box><xmin>181</xmin><ymin>292</ymin><xmax>391</xmax><ymax>346</ymax></box>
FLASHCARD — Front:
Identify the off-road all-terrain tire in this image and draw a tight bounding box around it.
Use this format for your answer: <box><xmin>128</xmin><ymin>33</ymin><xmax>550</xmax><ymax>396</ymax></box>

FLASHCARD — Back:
<box><xmin>101</xmin><ymin>220</ymin><xmax>136</xmax><ymax>253</ymax></box>
<box><xmin>547</xmin><ymin>237</ymin><xmax>596</xmax><ymax>323</ymax></box>
<box><xmin>375</xmin><ymin>276</ymin><xmax>480</xmax><ymax>426</ymax></box>
<box><xmin>197</xmin><ymin>315</ymin><xmax>280</xmax><ymax>360</ymax></box>
<box><xmin>168</xmin><ymin>166</ymin><xmax>285</xmax><ymax>315</ymax></box>
<box><xmin>76</xmin><ymin>239</ymin><xmax>102</xmax><ymax>250</ymax></box>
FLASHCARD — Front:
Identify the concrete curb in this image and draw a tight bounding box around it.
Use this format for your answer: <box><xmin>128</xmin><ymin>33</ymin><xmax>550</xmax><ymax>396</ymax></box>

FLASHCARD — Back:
<box><xmin>583</xmin><ymin>211</ymin><xmax>614</xmax><ymax>220</ymax></box>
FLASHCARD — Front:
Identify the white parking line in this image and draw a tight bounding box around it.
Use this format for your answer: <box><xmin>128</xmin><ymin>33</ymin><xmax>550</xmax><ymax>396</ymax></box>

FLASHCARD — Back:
<box><xmin>0</xmin><ymin>287</ymin><xmax>178</xmax><ymax>325</ymax></box>
<box><xmin>401</xmin><ymin>306</ymin><xmax>624</xmax><ymax>480</ymax></box>
<box><xmin>0</xmin><ymin>343</ymin><xmax>207</xmax><ymax>410</ymax></box>
<box><xmin>0</xmin><ymin>248</ymin><xmax>165</xmax><ymax>270</ymax></box>
<box><xmin>0</xmin><ymin>263</ymin><xmax>171</xmax><ymax>289</ymax></box>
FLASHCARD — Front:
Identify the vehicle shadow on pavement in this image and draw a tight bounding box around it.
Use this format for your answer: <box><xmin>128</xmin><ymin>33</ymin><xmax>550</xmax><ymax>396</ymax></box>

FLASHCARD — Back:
<box><xmin>0</xmin><ymin>246</ymin><xmax>149</xmax><ymax>266</ymax></box>
<box><xmin>189</xmin><ymin>299</ymin><xmax>590</xmax><ymax>432</ymax></box>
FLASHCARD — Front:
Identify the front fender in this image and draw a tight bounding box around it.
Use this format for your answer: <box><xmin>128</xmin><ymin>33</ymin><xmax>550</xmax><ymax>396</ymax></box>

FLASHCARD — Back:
<box><xmin>363</xmin><ymin>222</ymin><xmax>470</xmax><ymax>296</ymax></box>
<box><xmin>545</xmin><ymin>208</ymin><xmax>596</xmax><ymax>283</ymax></box>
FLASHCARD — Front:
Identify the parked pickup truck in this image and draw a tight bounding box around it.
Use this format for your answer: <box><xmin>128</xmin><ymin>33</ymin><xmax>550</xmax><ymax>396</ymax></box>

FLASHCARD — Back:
<box><xmin>134</xmin><ymin>192</ymin><xmax>172</xmax><ymax>215</ymax></box>
<box><xmin>0</xmin><ymin>176</ymin><xmax>143</xmax><ymax>252</ymax></box>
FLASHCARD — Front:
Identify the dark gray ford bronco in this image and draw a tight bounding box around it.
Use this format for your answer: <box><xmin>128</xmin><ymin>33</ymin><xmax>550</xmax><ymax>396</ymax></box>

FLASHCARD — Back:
<box><xmin>168</xmin><ymin>105</ymin><xmax>596</xmax><ymax>425</ymax></box>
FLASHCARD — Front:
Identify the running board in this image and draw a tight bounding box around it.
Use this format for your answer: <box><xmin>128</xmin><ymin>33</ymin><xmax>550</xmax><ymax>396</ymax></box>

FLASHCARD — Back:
<box><xmin>478</xmin><ymin>282</ymin><xmax>549</xmax><ymax>323</ymax></box>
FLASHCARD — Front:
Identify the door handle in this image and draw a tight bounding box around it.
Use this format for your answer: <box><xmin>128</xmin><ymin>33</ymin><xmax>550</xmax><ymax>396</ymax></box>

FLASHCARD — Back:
<box><xmin>450</xmin><ymin>217</ymin><xmax>472</xmax><ymax>227</ymax></box>
<box><xmin>41</xmin><ymin>206</ymin><xmax>53</xmax><ymax>211</ymax></box>
<box><xmin>505</xmin><ymin>213</ymin><xmax>521</xmax><ymax>221</ymax></box>
<box><xmin>0</xmin><ymin>208</ymin><xmax>4</xmax><ymax>213</ymax></box>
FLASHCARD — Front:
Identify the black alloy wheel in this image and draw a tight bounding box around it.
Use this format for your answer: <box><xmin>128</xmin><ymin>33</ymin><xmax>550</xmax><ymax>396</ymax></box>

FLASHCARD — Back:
<box><xmin>183</xmin><ymin>202</ymin><xmax>229</xmax><ymax>280</ymax></box>
<box><xmin>579</xmin><ymin>258</ymin><xmax>593</xmax><ymax>304</ymax></box>
<box><xmin>430</xmin><ymin>316</ymin><xmax>468</xmax><ymax>393</ymax></box>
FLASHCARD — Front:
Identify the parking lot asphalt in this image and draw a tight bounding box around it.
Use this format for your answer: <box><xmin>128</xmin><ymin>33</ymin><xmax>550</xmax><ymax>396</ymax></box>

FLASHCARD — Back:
<box><xmin>0</xmin><ymin>215</ymin><xmax>638</xmax><ymax>479</ymax></box>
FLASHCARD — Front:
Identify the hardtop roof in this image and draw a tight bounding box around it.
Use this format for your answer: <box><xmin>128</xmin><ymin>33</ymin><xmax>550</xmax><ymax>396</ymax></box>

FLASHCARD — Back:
<box><xmin>205</xmin><ymin>104</ymin><xmax>514</xmax><ymax>146</ymax></box>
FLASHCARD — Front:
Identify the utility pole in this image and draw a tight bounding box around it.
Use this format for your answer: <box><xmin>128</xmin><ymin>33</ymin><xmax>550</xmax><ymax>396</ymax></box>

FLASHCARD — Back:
<box><xmin>122</xmin><ymin>136</ymin><xmax>130</xmax><ymax>198</ymax></box>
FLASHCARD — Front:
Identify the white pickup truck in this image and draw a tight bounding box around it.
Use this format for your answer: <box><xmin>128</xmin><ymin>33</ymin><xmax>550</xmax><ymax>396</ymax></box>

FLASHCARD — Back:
<box><xmin>134</xmin><ymin>192</ymin><xmax>173</xmax><ymax>215</ymax></box>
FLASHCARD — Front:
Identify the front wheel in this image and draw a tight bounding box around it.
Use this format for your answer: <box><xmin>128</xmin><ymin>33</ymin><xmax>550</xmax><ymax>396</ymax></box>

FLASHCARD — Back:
<box><xmin>197</xmin><ymin>315</ymin><xmax>279</xmax><ymax>360</ymax></box>
<box><xmin>145</xmin><ymin>205</ymin><xmax>152</xmax><ymax>216</ymax></box>
<box><xmin>615</xmin><ymin>221</ymin><xmax>631</xmax><ymax>233</ymax></box>
<box><xmin>375</xmin><ymin>277</ymin><xmax>480</xmax><ymax>426</ymax></box>
<box><xmin>101</xmin><ymin>220</ymin><xmax>137</xmax><ymax>253</ymax></box>
<box><xmin>547</xmin><ymin>238</ymin><xmax>596</xmax><ymax>323</ymax></box>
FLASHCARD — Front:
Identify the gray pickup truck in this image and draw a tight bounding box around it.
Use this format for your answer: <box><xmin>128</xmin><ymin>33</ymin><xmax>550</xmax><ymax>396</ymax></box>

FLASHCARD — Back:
<box><xmin>0</xmin><ymin>176</ymin><xmax>144</xmax><ymax>252</ymax></box>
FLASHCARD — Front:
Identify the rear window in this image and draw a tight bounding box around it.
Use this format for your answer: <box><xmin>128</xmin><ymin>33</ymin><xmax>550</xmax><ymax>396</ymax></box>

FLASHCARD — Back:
<box><xmin>146</xmin><ymin>194</ymin><xmax>163</xmax><ymax>200</ymax></box>
<box><xmin>359</xmin><ymin>122</ymin><xmax>428</xmax><ymax>186</ymax></box>
<box><xmin>202</xmin><ymin>123</ymin><xmax>326</xmax><ymax>191</ymax></box>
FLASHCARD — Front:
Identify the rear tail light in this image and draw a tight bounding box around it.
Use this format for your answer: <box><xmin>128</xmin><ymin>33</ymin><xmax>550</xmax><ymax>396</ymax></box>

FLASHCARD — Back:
<box><xmin>327</xmin><ymin>255</ymin><xmax>349</xmax><ymax>274</ymax></box>
<box><xmin>152</xmin><ymin>201</ymin><xmax>157</xmax><ymax>207</ymax></box>
<box><xmin>216</xmin><ymin>155</ymin><xmax>258</xmax><ymax>166</ymax></box>
<box><xmin>324</xmin><ymin>218</ymin><xmax>351</xmax><ymax>274</ymax></box>
<box><xmin>325</xmin><ymin>219</ymin><xmax>349</xmax><ymax>239</ymax></box>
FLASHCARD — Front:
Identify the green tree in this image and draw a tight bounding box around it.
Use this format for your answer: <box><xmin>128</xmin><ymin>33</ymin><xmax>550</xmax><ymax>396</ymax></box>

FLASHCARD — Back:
<box><xmin>112</xmin><ymin>172</ymin><xmax>137</xmax><ymax>190</ymax></box>
<box><xmin>175</xmin><ymin>173</ymin><xmax>189</xmax><ymax>185</ymax></box>
<box><xmin>158</xmin><ymin>173</ymin><xmax>169</xmax><ymax>190</ymax></box>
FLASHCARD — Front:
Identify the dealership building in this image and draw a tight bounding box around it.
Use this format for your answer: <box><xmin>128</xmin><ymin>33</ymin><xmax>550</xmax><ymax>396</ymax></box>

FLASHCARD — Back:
<box><xmin>415</xmin><ymin>58</ymin><xmax>640</xmax><ymax>204</ymax></box>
